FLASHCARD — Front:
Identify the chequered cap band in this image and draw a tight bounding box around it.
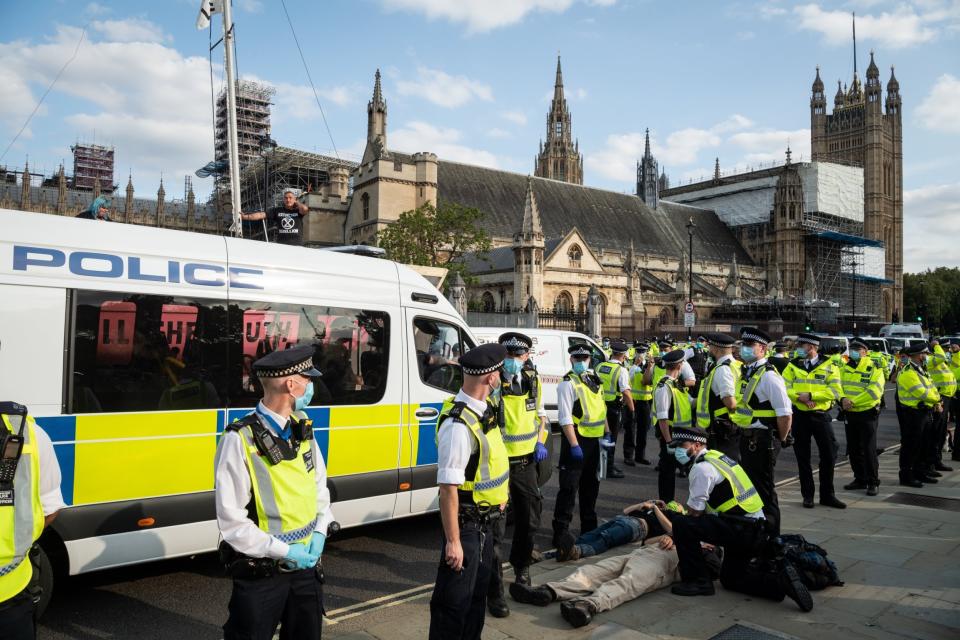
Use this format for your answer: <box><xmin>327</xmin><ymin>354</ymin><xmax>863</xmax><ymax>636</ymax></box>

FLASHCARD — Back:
<box><xmin>462</xmin><ymin>361</ymin><xmax>504</xmax><ymax>376</ymax></box>
<box><xmin>257</xmin><ymin>359</ymin><xmax>316</xmax><ymax>378</ymax></box>
<box><xmin>570</xmin><ymin>347</ymin><xmax>592</xmax><ymax>357</ymax></box>
<box><xmin>741</xmin><ymin>331</ymin><xmax>769</xmax><ymax>345</ymax></box>
<box><xmin>797</xmin><ymin>336</ymin><xmax>820</xmax><ymax>346</ymax></box>
<box><xmin>671</xmin><ymin>427</ymin><xmax>708</xmax><ymax>444</ymax></box>
<box><xmin>500</xmin><ymin>337</ymin><xmax>530</xmax><ymax>350</ymax></box>
<box><xmin>707</xmin><ymin>337</ymin><xmax>733</xmax><ymax>347</ymax></box>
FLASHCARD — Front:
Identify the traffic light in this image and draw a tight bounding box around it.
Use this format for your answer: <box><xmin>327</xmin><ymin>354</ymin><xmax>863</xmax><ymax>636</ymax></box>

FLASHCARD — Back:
<box><xmin>916</xmin><ymin>315</ymin><xmax>922</xmax><ymax>323</ymax></box>
<box><xmin>804</xmin><ymin>316</ymin><xmax>813</xmax><ymax>332</ymax></box>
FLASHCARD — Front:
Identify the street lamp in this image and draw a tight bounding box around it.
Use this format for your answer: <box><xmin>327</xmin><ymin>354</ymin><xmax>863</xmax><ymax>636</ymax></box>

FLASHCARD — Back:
<box><xmin>686</xmin><ymin>216</ymin><xmax>695</xmax><ymax>341</ymax></box>
<box><xmin>259</xmin><ymin>134</ymin><xmax>277</xmax><ymax>241</ymax></box>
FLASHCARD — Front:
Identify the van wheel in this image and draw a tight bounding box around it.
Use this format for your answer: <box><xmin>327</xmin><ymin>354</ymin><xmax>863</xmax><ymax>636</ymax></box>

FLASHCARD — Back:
<box><xmin>35</xmin><ymin>545</ymin><xmax>55</xmax><ymax>619</ymax></box>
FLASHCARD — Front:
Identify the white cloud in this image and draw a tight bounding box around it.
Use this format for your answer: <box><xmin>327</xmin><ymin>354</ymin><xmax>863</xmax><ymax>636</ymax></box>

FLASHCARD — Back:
<box><xmin>792</xmin><ymin>3</ymin><xmax>946</xmax><ymax>49</ymax></box>
<box><xmin>391</xmin><ymin>121</ymin><xmax>499</xmax><ymax>168</ymax></box>
<box><xmin>84</xmin><ymin>3</ymin><xmax>111</xmax><ymax>16</ymax></box>
<box><xmin>241</xmin><ymin>75</ymin><xmax>359</xmax><ymax>123</ymax></box>
<box><xmin>727</xmin><ymin>128</ymin><xmax>811</xmax><ymax>164</ymax></box>
<box><xmin>379</xmin><ymin>0</ymin><xmax>616</xmax><ymax>33</ymax></box>
<box><xmin>711</xmin><ymin>114</ymin><xmax>754</xmax><ymax>134</ymax></box>
<box><xmin>915</xmin><ymin>74</ymin><xmax>960</xmax><ymax>135</ymax></box>
<box><xmin>486</xmin><ymin>127</ymin><xmax>511</xmax><ymax>138</ymax></box>
<box><xmin>237</xmin><ymin>0</ymin><xmax>265</xmax><ymax>12</ymax></box>
<box><xmin>91</xmin><ymin>18</ymin><xmax>168</xmax><ymax>44</ymax></box>
<box><xmin>500</xmin><ymin>110</ymin><xmax>527</xmax><ymax>126</ymax></box>
<box><xmin>396</xmin><ymin>66</ymin><xmax>493</xmax><ymax>108</ymax></box>
<box><xmin>575</xmin><ymin>88</ymin><xmax>588</xmax><ymax>100</ymax></box>
<box><xmin>903</xmin><ymin>182</ymin><xmax>960</xmax><ymax>270</ymax></box>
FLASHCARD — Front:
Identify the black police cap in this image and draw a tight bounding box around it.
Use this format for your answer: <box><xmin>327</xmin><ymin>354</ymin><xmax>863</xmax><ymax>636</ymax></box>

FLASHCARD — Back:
<box><xmin>902</xmin><ymin>342</ymin><xmax>929</xmax><ymax>356</ymax></box>
<box><xmin>740</xmin><ymin>327</ymin><xmax>772</xmax><ymax>346</ymax></box>
<box><xmin>254</xmin><ymin>345</ymin><xmax>322</xmax><ymax>378</ymax></box>
<box><xmin>796</xmin><ymin>332</ymin><xmax>821</xmax><ymax>347</ymax></box>
<box><xmin>498</xmin><ymin>331</ymin><xmax>532</xmax><ymax>353</ymax></box>
<box><xmin>705</xmin><ymin>332</ymin><xmax>735</xmax><ymax>348</ymax></box>
<box><xmin>849</xmin><ymin>339</ymin><xmax>869</xmax><ymax>351</ymax></box>
<box><xmin>661</xmin><ymin>349</ymin><xmax>686</xmax><ymax>366</ymax></box>
<box><xmin>668</xmin><ymin>426</ymin><xmax>709</xmax><ymax>447</ymax></box>
<box><xmin>568</xmin><ymin>344</ymin><xmax>592</xmax><ymax>358</ymax></box>
<box><xmin>609</xmin><ymin>339</ymin><xmax>629</xmax><ymax>354</ymax></box>
<box><xmin>459</xmin><ymin>343</ymin><xmax>507</xmax><ymax>376</ymax></box>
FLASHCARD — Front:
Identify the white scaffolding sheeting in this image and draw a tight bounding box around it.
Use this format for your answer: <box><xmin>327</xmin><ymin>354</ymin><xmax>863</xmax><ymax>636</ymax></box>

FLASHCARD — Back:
<box><xmin>799</xmin><ymin>163</ymin><xmax>863</xmax><ymax>221</ymax></box>
<box><xmin>663</xmin><ymin>175</ymin><xmax>779</xmax><ymax>226</ymax></box>
<box><xmin>860</xmin><ymin>245</ymin><xmax>887</xmax><ymax>280</ymax></box>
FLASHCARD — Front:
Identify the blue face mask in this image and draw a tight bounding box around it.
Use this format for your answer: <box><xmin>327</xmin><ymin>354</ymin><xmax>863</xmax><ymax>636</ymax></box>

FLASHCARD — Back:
<box><xmin>572</xmin><ymin>360</ymin><xmax>589</xmax><ymax>375</ymax></box>
<box><xmin>673</xmin><ymin>447</ymin><xmax>691</xmax><ymax>465</ymax></box>
<box><xmin>740</xmin><ymin>345</ymin><xmax>757</xmax><ymax>362</ymax></box>
<box><xmin>849</xmin><ymin>351</ymin><xmax>862</xmax><ymax>362</ymax></box>
<box><xmin>502</xmin><ymin>357</ymin><xmax>523</xmax><ymax>377</ymax></box>
<box><xmin>294</xmin><ymin>379</ymin><xmax>314</xmax><ymax>411</ymax></box>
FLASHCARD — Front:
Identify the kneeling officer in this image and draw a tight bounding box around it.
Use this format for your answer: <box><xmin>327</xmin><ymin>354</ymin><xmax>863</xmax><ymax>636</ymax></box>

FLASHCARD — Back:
<box><xmin>215</xmin><ymin>345</ymin><xmax>335</xmax><ymax>640</ymax></box>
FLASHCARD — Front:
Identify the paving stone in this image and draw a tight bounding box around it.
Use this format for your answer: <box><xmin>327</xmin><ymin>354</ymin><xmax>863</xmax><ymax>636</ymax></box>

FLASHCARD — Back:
<box><xmin>819</xmin><ymin>536</ymin><xmax>919</xmax><ymax>567</ymax></box>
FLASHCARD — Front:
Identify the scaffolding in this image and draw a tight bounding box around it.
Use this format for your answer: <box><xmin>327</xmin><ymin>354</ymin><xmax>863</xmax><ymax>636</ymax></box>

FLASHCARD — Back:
<box><xmin>215</xmin><ymin>80</ymin><xmax>275</xmax><ymax>179</ymax></box>
<box><xmin>236</xmin><ymin>145</ymin><xmax>357</xmax><ymax>213</ymax></box>
<box><xmin>71</xmin><ymin>142</ymin><xmax>115</xmax><ymax>192</ymax></box>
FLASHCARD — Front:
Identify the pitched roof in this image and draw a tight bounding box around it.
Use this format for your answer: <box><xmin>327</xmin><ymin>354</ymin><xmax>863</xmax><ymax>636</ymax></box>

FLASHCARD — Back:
<box><xmin>435</xmin><ymin>161</ymin><xmax>752</xmax><ymax>265</ymax></box>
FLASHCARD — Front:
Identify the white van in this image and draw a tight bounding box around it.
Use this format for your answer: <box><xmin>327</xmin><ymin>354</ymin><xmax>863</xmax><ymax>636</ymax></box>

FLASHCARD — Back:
<box><xmin>0</xmin><ymin>208</ymin><xmax>476</xmax><ymax>604</ymax></box>
<box><xmin>470</xmin><ymin>328</ymin><xmax>605</xmax><ymax>424</ymax></box>
<box><xmin>879</xmin><ymin>323</ymin><xmax>925</xmax><ymax>339</ymax></box>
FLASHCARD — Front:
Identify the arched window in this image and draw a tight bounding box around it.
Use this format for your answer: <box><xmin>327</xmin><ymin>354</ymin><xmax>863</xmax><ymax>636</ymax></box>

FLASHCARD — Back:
<box><xmin>361</xmin><ymin>192</ymin><xmax>370</xmax><ymax>221</ymax></box>
<box><xmin>481</xmin><ymin>291</ymin><xmax>495</xmax><ymax>312</ymax></box>
<box><xmin>568</xmin><ymin>244</ymin><xmax>583</xmax><ymax>268</ymax></box>
<box><xmin>597</xmin><ymin>293</ymin><xmax>608</xmax><ymax>322</ymax></box>
<box><xmin>659</xmin><ymin>307</ymin><xmax>672</xmax><ymax>327</ymax></box>
<box><xmin>555</xmin><ymin>290</ymin><xmax>574</xmax><ymax>313</ymax></box>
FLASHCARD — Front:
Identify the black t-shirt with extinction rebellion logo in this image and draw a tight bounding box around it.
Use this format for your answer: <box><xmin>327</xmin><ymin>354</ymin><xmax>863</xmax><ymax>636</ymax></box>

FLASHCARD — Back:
<box><xmin>267</xmin><ymin>205</ymin><xmax>305</xmax><ymax>245</ymax></box>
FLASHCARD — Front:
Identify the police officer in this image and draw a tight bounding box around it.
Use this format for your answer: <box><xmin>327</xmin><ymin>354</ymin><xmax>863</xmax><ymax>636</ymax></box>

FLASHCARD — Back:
<box><xmin>484</xmin><ymin>332</ymin><xmax>549</xmax><ymax>618</ymax></box>
<box><xmin>627</xmin><ymin>342</ymin><xmax>654</xmax><ymax>465</ymax></box>
<box><xmin>925</xmin><ymin>339</ymin><xmax>956</xmax><ymax>475</ymax></box>
<box><xmin>430</xmin><ymin>343</ymin><xmax>510</xmax><ymax>640</ymax></box>
<box><xmin>769</xmin><ymin>342</ymin><xmax>791</xmax><ymax>374</ymax></box>
<box><xmin>595</xmin><ymin>339</ymin><xmax>634</xmax><ymax>478</ymax></box>
<box><xmin>896</xmin><ymin>343</ymin><xmax>942</xmax><ymax>487</ymax></box>
<box><xmin>840</xmin><ymin>339</ymin><xmax>885</xmax><ymax>496</ymax></box>
<box><xmin>660</xmin><ymin>427</ymin><xmax>812</xmax><ymax>612</ymax></box>
<box><xmin>695</xmin><ymin>333</ymin><xmax>740</xmax><ymax>461</ymax></box>
<box><xmin>215</xmin><ymin>345</ymin><xmax>334</xmax><ymax>640</ymax></box>
<box><xmin>783</xmin><ymin>333</ymin><xmax>846</xmax><ymax>509</ymax></box>
<box><xmin>652</xmin><ymin>350</ymin><xmax>692</xmax><ymax>502</ymax></box>
<box><xmin>946</xmin><ymin>339</ymin><xmax>960</xmax><ymax>461</ymax></box>
<box><xmin>0</xmin><ymin>396</ymin><xmax>64</xmax><ymax>640</ymax></box>
<box><xmin>733</xmin><ymin>328</ymin><xmax>793</xmax><ymax>534</ymax></box>
<box><xmin>600</xmin><ymin>337</ymin><xmax>612</xmax><ymax>359</ymax></box>
<box><xmin>552</xmin><ymin>345</ymin><xmax>612</xmax><ymax>549</ymax></box>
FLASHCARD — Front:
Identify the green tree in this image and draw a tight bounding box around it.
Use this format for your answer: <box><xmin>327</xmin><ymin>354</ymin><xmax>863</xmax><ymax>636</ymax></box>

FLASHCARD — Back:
<box><xmin>377</xmin><ymin>201</ymin><xmax>491</xmax><ymax>280</ymax></box>
<box><xmin>903</xmin><ymin>267</ymin><xmax>960</xmax><ymax>334</ymax></box>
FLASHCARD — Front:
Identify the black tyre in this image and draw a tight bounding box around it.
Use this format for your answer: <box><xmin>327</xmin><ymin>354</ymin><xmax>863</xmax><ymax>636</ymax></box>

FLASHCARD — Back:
<box><xmin>35</xmin><ymin>545</ymin><xmax>55</xmax><ymax>619</ymax></box>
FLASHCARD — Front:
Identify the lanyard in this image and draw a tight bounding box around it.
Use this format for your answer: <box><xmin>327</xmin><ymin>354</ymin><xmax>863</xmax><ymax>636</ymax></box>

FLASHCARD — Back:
<box><xmin>256</xmin><ymin>408</ymin><xmax>292</xmax><ymax>441</ymax></box>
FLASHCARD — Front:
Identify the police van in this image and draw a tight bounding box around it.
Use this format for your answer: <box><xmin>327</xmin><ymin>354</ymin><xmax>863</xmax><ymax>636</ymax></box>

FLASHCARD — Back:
<box><xmin>0</xmin><ymin>208</ymin><xmax>477</xmax><ymax>602</ymax></box>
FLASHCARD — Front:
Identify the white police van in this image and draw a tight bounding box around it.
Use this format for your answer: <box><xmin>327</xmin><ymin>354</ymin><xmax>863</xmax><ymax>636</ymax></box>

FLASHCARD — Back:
<box><xmin>0</xmin><ymin>208</ymin><xmax>477</xmax><ymax>608</ymax></box>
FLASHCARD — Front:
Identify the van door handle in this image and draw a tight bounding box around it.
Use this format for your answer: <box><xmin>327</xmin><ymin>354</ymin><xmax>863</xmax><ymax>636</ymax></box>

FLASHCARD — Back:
<box><xmin>415</xmin><ymin>408</ymin><xmax>439</xmax><ymax>419</ymax></box>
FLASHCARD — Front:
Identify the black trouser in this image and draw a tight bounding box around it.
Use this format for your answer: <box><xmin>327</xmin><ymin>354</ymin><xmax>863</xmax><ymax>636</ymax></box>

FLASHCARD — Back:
<box><xmin>898</xmin><ymin>405</ymin><xmax>929</xmax><ymax>481</ymax></box>
<box><xmin>844</xmin><ymin>408</ymin><xmax>880</xmax><ymax>485</ymax></box>
<box><xmin>0</xmin><ymin>588</ymin><xmax>34</xmax><ymax>640</ymax></box>
<box><xmin>707</xmin><ymin>419</ymin><xmax>741</xmax><ymax>463</ymax></box>
<box><xmin>605</xmin><ymin>400</ymin><xmax>623</xmax><ymax>469</ymax></box>
<box><xmin>552</xmin><ymin>434</ymin><xmax>600</xmax><ymax>544</ymax></box>
<box><xmin>626</xmin><ymin>399</ymin><xmax>651</xmax><ymax>461</ymax></box>
<box><xmin>672</xmin><ymin>513</ymin><xmax>765</xmax><ymax>583</ymax></box>
<box><xmin>719</xmin><ymin>545</ymin><xmax>785</xmax><ymax>602</ymax></box>
<box><xmin>792</xmin><ymin>410</ymin><xmax>838</xmax><ymax>501</ymax></box>
<box><xmin>223</xmin><ymin>566</ymin><xmax>324</xmax><ymax>640</ymax></box>
<box><xmin>487</xmin><ymin>455</ymin><xmax>541</xmax><ymax>600</ymax></box>
<box><xmin>656</xmin><ymin>431</ymin><xmax>676</xmax><ymax>502</ymax></box>
<box><xmin>924</xmin><ymin>403</ymin><xmax>950</xmax><ymax>468</ymax></box>
<box><xmin>430</xmin><ymin>519</ymin><xmax>494</xmax><ymax>640</ymax></box>
<box><xmin>740</xmin><ymin>428</ymin><xmax>782</xmax><ymax>535</ymax></box>
<box><xmin>951</xmin><ymin>397</ymin><xmax>960</xmax><ymax>461</ymax></box>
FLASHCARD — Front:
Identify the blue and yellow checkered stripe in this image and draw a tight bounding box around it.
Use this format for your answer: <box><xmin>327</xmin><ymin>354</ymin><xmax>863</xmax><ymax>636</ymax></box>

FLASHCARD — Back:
<box><xmin>35</xmin><ymin>403</ymin><xmax>443</xmax><ymax>507</ymax></box>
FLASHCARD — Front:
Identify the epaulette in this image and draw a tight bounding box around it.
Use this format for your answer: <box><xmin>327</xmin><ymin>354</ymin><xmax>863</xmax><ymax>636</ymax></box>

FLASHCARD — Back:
<box><xmin>224</xmin><ymin>413</ymin><xmax>261</xmax><ymax>433</ymax></box>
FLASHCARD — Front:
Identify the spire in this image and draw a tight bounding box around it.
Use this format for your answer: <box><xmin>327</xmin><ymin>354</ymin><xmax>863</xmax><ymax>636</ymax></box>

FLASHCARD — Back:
<box><xmin>20</xmin><ymin>161</ymin><xmax>30</xmax><ymax>210</ymax></box>
<box><xmin>835</xmin><ymin>80</ymin><xmax>845</xmax><ymax>107</ymax></box>
<box><xmin>852</xmin><ymin>12</ymin><xmax>858</xmax><ymax>77</ymax></box>
<box><xmin>785</xmin><ymin>145</ymin><xmax>792</xmax><ymax>165</ymax></box>
<box><xmin>713</xmin><ymin>157</ymin><xmax>720</xmax><ymax>181</ymax></box>
<box><xmin>365</xmin><ymin>68</ymin><xmax>388</xmax><ymax>161</ymax></box>
<box><xmin>553</xmin><ymin>55</ymin><xmax>564</xmax><ymax>103</ymax></box>
<box><xmin>517</xmin><ymin>176</ymin><xmax>544</xmax><ymax>240</ymax></box>
<box><xmin>637</xmin><ymin>128</ymin><xmax>660</xmax><ymax>208</ymax></box>
<box><xmin>534</xmin><ymin>56</ymin><xmax>582</xmax><ymax>184</ymax></box>
<box><xmin>124</xmin><ymin>172</ymin><xmax>134</xmax><ymax>222</ymax></box>
<box><xmin>643</xmin><ymin>128</ymin><xmax>652</xmax><ymax>159</ymax></box>
<box><xmin>726</xmin><ymin>255</ymin><xmax>742</xmax><ymax>299</ymax></box>
<box><xmin>812</xmin><ymin>65</ymin><xmax>824</xmax><ymax>92</ymax></box>
<box><xmin>804</xmin><ymin>263</ymin><xmax>817</xmax><ymax>302</ymax></box>
<box><xmin>56</xmin><ymin>164</ymin><xmax>67</xmax><ymax>215</ymax></box>
<box><xmin>156</xmin><ymin>178</ymin><xmax>165</xmax><ymax>226</ymax></box>
<box><xmin>372</xmin><ymin>68</ymin><xmax>384</xmax><ymax>107</ymax></box>
<box><xmin>866</xmin><ymin>50</ymin><xmax>879</xmax><ymax>79</ymax></box>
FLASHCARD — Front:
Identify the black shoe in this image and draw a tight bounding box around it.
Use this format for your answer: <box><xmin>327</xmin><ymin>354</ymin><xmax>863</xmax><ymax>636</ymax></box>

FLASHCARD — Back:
<box><xmin>900</xmin><ymin>478</ymin><xmax>923</xmax><ymax>488</ymax></box>
<box><xmin>508</xmin><ymin>582</ymin><xmax>554</xmax><ymax>607</ymax></box>
<box><xmin>560</xmin><ymin>600</ymin><xmax>597</xmax><ymax>628</ymax></box>
<box><xmin>934</xmin><ymin>463</ymin><xmax>953</xmax><ymax>472</ymax></box>
<box><xmin>607</xmin><ymin>466</ymin><xmax>625</xmax><ymax>479</ymax></box>
<box><xmin>556</xmin><ymin>531</ymin><xmax>581</xmax><ymax>562</ymax></box>
<box><xmin>670</xmin><ymin>578</ymin><xmax>715</xmax><ymax>596</ymax></box>
<box><xmin>623</xmin><ymin>458</ymin><xmax>636</xmax><ymax>467</ymax></box>
<box><xmin>926</xmin><ymin>469</ymin><xmax>943</xmax><ymax>478</ymax></box>
<box><xmin>820</xmin><ymin>496</ymin><xmax>846</xmax><ymax>509</ymax></box>
<box><xmin>917</xmin><ymin>475</ymin><xmax>939</xmax><ymax>484</ymax></box>
<box><xmin>866</xmin><ymin>485</ymin><xmax>878</xmax><ymax>496</ymax></box>
<box><xmin>487</xmin><ymin>594</ymin><xmax>510</xmax><ymax>618</ymax></box>
<box><xmin>802</xmin><ymin>498</ymin><xmax>815</xmax><ymax>509</ymax></box>
<box><xmin>778</xmin><ymin>561</ymin><xmax>814</xmax><ymax>612</ymax></box>
<box><xmin>843</xmin><ymin>480</ymin><xmax>866</xmax><ymax>491</ymax></box>
<box><xmin>514</xmin><ymin>566</ymin><xmax>531</xmax><ymax>586</ymax></box>
<box><xmin>637</xmin><ymin>458</ymin><xmax>651</xmax><ymax>465</ymax></box>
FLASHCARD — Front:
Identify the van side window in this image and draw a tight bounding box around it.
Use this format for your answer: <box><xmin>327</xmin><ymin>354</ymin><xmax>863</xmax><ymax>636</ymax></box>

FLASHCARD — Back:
<box><xmin>412</xmin><ymin>317</ymin><xmax>474</xmax><ymax>393</ymax></box>
<box><xmin>568</xmin><ymin>336</ymin><xmax>605</xmax><ymax>369</ymax></box>
<box><xmin>230</xmin><ymin>302</ymin><xmax>389</xmax><ymax>407</ymax></box>
<box><xmin>68</xmin><ymin>290</ymin><xmax>229</xmax><ymax>413</ymax></box>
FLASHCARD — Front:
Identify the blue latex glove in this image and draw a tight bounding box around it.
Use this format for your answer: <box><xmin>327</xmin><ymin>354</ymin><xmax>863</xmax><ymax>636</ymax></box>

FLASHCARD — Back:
<box><xmin>308</xmin><ymin>532</ymin><xmax>326</xmax><ymax>558</ymax></box>
<box><xmin>284</xmin><ymin>542</ymin><xmax>319</xmax><ymax>570</ymax></box>
<box><xmin>534</xmin><ymin>442</ymin><xmax>549</xmax><ymax>462</ymax></box>
<box><xmin>600</xmin><ymin>434</ymin><xmax>616</xmax><ymax>450</ymax></box>
<box><xmin>569</xmin><ymin>445</ymin><xmax>583</xmax><ymax>461</ymax></box>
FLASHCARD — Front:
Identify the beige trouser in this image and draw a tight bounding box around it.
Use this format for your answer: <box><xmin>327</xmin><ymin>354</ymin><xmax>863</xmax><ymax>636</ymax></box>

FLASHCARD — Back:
<box><xmin>547</xmin><ymin>546</ymin><xmax>679</xmax><ymax>613</ymax></box>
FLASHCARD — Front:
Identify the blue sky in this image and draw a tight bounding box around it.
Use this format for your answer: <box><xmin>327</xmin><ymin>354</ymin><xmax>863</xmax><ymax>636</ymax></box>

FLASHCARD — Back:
<box><xmin>1</xmin><ymin>0</ymin><xmax>958</xmax><ymax>270</ymax></box>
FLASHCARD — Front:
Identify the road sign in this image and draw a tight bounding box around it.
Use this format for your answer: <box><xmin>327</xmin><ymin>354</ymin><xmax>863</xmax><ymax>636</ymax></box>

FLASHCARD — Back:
<box><xmin>684</xmin><ymin>312</ymin><xmax>695</xmax><ymax>327</ymax></box>
<box><xmin>684</xmin><ymin>301</ymin><xmax>695</xmax><ymax>313</ymax></box>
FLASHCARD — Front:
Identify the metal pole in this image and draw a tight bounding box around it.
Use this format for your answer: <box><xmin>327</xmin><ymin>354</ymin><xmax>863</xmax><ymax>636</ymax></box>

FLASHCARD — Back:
<box><xmin>222</xmin><ymin>0</ymin><xmax>243</xmax><ymax>237</ymax></box>
<box><xmin>262</xmin><ymin>155</ymin><xmax>269</xmax><ymax>241</ymax></box>
<box><xmin>687</xmin><ymin>217</ymin><xmax>694</xmax><ymax>342</ymax></box>
<box><xmin>852</xmin><ymin>258</ymin><xmax>857</xmax><ymax>334</ymax></box>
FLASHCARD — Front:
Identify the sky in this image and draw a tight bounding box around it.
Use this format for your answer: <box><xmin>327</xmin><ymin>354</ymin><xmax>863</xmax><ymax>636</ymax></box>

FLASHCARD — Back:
<box><xmin>1</xmin><ymin>0</ymin><xmax>957</xmax><ymax>272</ymax></box>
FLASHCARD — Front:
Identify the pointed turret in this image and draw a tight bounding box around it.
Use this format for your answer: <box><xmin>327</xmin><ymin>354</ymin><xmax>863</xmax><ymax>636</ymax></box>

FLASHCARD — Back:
<box><xmin>553</xmin><ymin>55</ymin><xmax>564</xmax><ymax>102</ymax></box>
<box><xmin>517</xmin><ymin>176</ymin><xmax>544</xmax><ymax>241</ymax></box>
<box><xmin>834</xmin><ymin>80</ymin><xmax>845</xmax><ymax>107</ymax></box>
<box><xmin>364</xmin><ymin>69</ymin><xmax>388</xmax><ymax>162</ymax></box>
<box><xmin>804</xmin><ymin>264</ymin><xmax>817</xmax><ymax>302</ymax></box>
<box><xmin>812</xmin><ymin>66</ymin><xmax>824</xmax><ymax>93</ymax></box>
<box><xmin>713</xmin><ymin>157</ymin><xmax>721</xmax><ymax>181</ymax></box>
<box><xmin>156</xmin><ymin>178</ymin><xmax>166</xmax><ymax>226</ymax></box>
<box><xmin>19</xmin><ymin>161</ymin><xmax>30</xmax><ymax>210</ymax></box>
<box><xmin>866</xmin><ymin>51</ymin><xmax>879</xmax><ymax>80</ymax></box>
<box><xmin>637</xmin><ymin>128</ymin><xmax>660</xmax><ymax>208</ymax></box>
<box><xmin>124</xmin><ymin>172</ymin><xmax>134</xmax><ymax>222</ymax></box>
<box><xmin>725</xmin><ymin>255</ymin><xmax>742</xmax><ymax>299</ymax></box>
<box><xmin>512</xmin><ymin>177</ymin><xmax>545</xmax><ymax>310</ymax></box>
<box><xmin>56</xmin><ymin>165</ymin><xmax>67</xmax><ymax>215</ymax></box>
<box><xmin>785</xmin><ymin>145</ymin><xmax>793</xmax><ymax>165</ymax></box>
<box><xmin>534</xmin><ymin>56</ymin><xmax>582</xmax><ymax>184</ymax></box>
<box><xmin>886</xmin><ymin>65</ymin><xmax>901</xmax><ymax>116</ymax></box>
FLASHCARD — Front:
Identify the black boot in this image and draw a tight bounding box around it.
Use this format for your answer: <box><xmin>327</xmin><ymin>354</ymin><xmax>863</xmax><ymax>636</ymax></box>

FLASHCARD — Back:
<box><xmin>508</xmin><ymin>582</ymin><xmax>554</xmax><ymax>607</ymax></box>
<box><xmin>488</xmin><ymin>591</ymin><xmax>510</xmax><ymax>618</ymax></box>
<box><xmin>778</xmin><ymin>561</ymin><xmax>814</xmax><ymax>612</ymax></box>
<box><xmin>843</xmin><ymin>479</ymin><xmax>866</xmax><ymax>491</ymax></box>
<box><xmin>560</xmin><ymin>600</ymin><xmax>597</xmax><ymax>628</ymax></box>
<box><xmin>514</xmin><ymin>565</ymin><xmax>531</xmax><ymax>586</ymax></box>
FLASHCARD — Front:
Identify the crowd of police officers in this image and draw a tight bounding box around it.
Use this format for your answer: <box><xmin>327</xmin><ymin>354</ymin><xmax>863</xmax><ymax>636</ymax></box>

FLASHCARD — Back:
<box><xmin>2</xmin><ymin>327</ymin><xmax>958</xmax><ymax>639</ymax></box>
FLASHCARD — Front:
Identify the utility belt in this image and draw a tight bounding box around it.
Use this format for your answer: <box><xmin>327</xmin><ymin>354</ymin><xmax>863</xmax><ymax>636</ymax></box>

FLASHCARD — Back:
<box><xmin>508</xmin><ymin>452</ymin><xmax>535</xmax><ymax>466</ymax></box>
<box><xmin>456</xmin><ymin>498</ymin><xmax>504</xmax><ymax>526</ymax></box>
<box><xmin>709</xmin><ymin>416</ymin><xmax>738</xmax><ymax>438</ymax></box>
<box><xmin>218</xmin><ymin>541</ymin><xmax>323</xmax><ymax>581</ymax></box>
